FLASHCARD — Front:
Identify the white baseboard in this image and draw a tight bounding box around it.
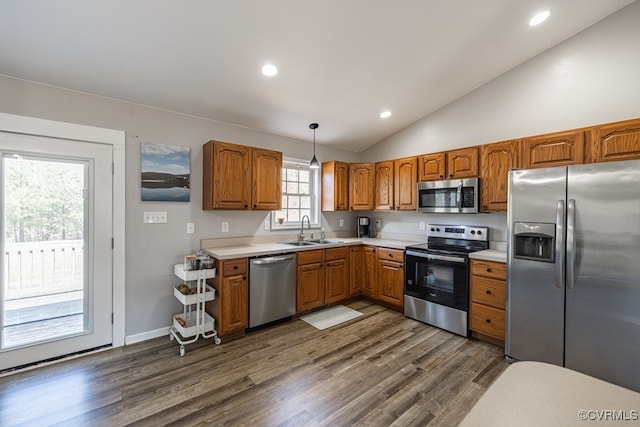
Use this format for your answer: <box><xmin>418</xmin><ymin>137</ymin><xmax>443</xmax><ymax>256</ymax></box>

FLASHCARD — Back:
<box><xmin>125</xmin><ymin>326</ymin><xmax>170</xmax><ymax>345</ymax></box>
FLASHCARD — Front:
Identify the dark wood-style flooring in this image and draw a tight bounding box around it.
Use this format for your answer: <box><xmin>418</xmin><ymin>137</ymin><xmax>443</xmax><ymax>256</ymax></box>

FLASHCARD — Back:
<box><xmin>0</xmin><ymin>300</ymin><xmax>508</xmax><ymax>426</ymax></box>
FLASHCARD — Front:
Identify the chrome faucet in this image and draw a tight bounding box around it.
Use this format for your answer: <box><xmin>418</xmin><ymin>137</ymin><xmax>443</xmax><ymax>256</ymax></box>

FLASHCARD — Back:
<box><xmin>299</xmin><ymin>215</ymin><xmax>311</xmax><ymax>241</ymax></box>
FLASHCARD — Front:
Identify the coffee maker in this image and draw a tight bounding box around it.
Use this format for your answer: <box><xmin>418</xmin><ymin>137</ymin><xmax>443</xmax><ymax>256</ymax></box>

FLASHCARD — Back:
<box><xmin>356</xmin><ymin>216</ymin><xmax>372</xmax><ymax>238</ymax></box>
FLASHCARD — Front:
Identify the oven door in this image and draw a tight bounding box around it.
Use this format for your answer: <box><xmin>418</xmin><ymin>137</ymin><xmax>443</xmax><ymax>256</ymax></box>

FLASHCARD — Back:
<box><xmin>416</xmin><ymin>178</ymin><xmax>478</xmax><ymax>214</ymax></box>
<box><xmin>404</xmin><ymin>250</ymin><xmax>469</xmax><ymax>311</ymax></box>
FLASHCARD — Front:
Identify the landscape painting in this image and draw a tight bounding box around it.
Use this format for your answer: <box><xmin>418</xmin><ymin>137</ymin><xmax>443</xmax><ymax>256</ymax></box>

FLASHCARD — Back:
<box><xmin>141</xmin><ymin>142</ymin><xmax>190</xmax><ymax>202</ymax></box>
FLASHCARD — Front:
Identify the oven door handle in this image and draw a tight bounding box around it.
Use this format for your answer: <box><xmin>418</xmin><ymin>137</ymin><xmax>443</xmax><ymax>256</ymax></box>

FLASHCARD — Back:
<box><xmin>406</xmin><ymin>250</ymin><xmax>466</xmax><ymax>263</ymax></box>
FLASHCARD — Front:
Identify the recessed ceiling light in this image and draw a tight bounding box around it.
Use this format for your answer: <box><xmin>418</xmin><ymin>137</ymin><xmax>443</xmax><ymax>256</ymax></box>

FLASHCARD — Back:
<box><xmin>529</xmin><ymin>10</ymin><xmax>550</xmax><ymax>26</ymax></box>
<box><xmin>380</xmin><ymin>111</ymin><xmax>392</xmax><ymax>119</ymax></box>
<box><xmin>261</xmin><ymin>64</ymin><xmax>278</xmax><ymax>77</ymax></box>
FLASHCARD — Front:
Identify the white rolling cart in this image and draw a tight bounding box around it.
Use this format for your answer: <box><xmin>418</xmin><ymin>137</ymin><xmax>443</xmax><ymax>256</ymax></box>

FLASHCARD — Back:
<box><xmin>170</xmin><ymin>264</ymin><xmax>221</xmax><ymax>356</ymax></box>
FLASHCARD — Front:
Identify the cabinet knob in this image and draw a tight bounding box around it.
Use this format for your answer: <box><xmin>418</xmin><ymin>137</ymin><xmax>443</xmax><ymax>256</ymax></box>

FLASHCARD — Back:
<box><xmin>233</xmin><ymin>266</ymin><xmax>238</xmax><ymax>270</ymax></box>
<box><xmin>253</xmin><ymin>204</ymin><xmax>257</xmax><ymax>208</ymax></box>
<box><xmin>244</xmin><ymin>204</ymin><xmax>248</xmax><ymax>208</ymax></box>
<box><xmin>388</xmin><ymin>253</ymin><xmax>393</xmax><ymax>258</ymax></box>
<box><xmin>485</xmin><ymin>290</ymin><xmax>492</xmax><ymax>295</ymax></box>
<box><xmin>485</xmin><ymin>318</ymin><xmax>492</xmax><ymax>323</ymax></box>
<box><xmin>486</xmin><ymin>268</ymin><xmax>492</xmax><ymax>273</ymax></box>
<box><xmin>449</xmin><ymin>174</ymin><xmax>453</xmax><ymax>178</ymax></box>
<box><xmin>243</xmin><ymin>276</ymin><xmax>247</xmax><ymax>280</ymax></box>
<box><xmin>440</xmin><ymin>175</ymin><xmax>444</xmax><ymax>179</ymax></box>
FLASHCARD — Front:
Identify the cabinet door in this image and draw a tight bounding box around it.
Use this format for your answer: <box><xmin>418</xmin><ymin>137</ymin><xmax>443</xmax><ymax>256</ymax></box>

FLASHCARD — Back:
<box><xmin>349</xmin><ymin>246</ymin><xmax>364</xmax><ymax>296</ymax></box>
<box><xmin>325</xmin><ymin>258</ymin><xmax>349</xmax><ymax>304</ymax></box>
<box><xmin>221</xmin><ymin>274</ymin><xmax>248</xmax><ymax>334</ymax></box>
<box><xmin>321</xmin><ymin>161</ymin><xmax>349</xmax><ymax>211</ymax></box>
<box><xmin>375</xmin><ymin>161</ymin><xmax>394</xmax><ymax>210</ymax></box>
<box><xmin>363</xmin><ymin>246</ymin><xmax>378</xmax><ymax>298</ymax></box>
<box><xmin>447</xmin><ymin>147</ymin><xmax>479</xmax><ymax>179</ymax></box>
<box><xmin>418</xmin><ymin>153</ymin><xmax>446</xmax><ymax>181</ymax></box>
<box><xmin>589</xmin><ymin>118</ymin><xmax>640</xmax><ymax>163</ymax></box>
<box><xmin>252</xmin><ymin>148</ymin><xmax>282</xmax><ymax>210</ymax></box>
<box><xmin>349</xmin><ymin>163</ymin><xmax>374</xmax><ymax>210</ymax></box>
<box><xmin>394</xmin><ymin>156</ymin><xmax>417</xmax><ymax>211</ymax></box>
<box><xmin>203</xmin><ymin>140</ymin><xmax>251</xmax><ymax>210</ymax></box>
<box><xmin>377</xmin><ymin>259</ymin><xmax>404</xmax><ymax>308</ymax></box>
<box><xmin>522</xmin><ymin>130</ymin><xmax>585</xmax><ymax>169</ymax></box>
<box><xmin>297</xmin><ymin>262</ymin><xmax>325</xmax><ymax>312</ymax></box>
<box><xmin>480</xmin><ymin>140</ymin><xmax>520</xmax><ymax>212</ymax></box>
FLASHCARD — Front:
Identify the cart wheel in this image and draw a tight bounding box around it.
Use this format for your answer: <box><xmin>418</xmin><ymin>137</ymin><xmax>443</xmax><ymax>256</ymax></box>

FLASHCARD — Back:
<box><xmin>179</xmin><ymin>345</ymin><xmax>185</xmax><ymax>357</ymax></box>
<box><xmin>214</xmin><ymin>337</ymin><xmax>221</xmax><ymax>345</ymax></box>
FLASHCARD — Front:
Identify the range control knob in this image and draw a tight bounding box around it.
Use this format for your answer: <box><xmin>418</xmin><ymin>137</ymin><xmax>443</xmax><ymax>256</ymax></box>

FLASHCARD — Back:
<box><xmin>477</xmin><ymin>230</ymin><xmax>483</xmax><ymax>235</ymax></box>
<box><xmin>470</xmin><ymin>230</ymin><xmax>476</xmax><ymax>235</ymax></box>
<box><xmin>430</xmin><ymin>227</ymin><xmax>435</xmax><ymax>232</ymax></box>
<box><xmin>436</xmin><ymin>228</ymin><xmax>441</xmax><ymax>232</ymax></box>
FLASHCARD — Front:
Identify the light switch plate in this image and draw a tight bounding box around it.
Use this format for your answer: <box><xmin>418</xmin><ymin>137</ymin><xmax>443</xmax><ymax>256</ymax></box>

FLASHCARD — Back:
<box><xmin>339</xmin><ymin>218</ymin><xmax>344</xmax><ymax>227</ymax></box>
<box><xmin>143</xmin><ymin>211</ymin><xmax>167</xmax><ymax>224</ymax></box>
<box><xmin>222</xmin><ymin>222</ymin><xmax>229</xmax><ymax>233</ymax></box>
<box><xmin>419</xmin><ymin>221</ymin><xmax>426</xmax><ymax>230</ymax></box>
<box><xmin>186</xmin><ymin>222</ymin><xmax>194</xmax><ymax>234</ymax></box>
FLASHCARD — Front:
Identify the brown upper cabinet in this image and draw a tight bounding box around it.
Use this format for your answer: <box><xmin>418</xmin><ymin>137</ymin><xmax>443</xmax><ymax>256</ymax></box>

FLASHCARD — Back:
<box><xmin>203</xmin><ymin>140</ymin><xmax>282</xmax><ymax>210</ymax></box>
<box><xmin>394</xmin><ymin>156</ymin><xmax>418</xmax><ymax>210</ymax></box>
<box><xmin>374</xmin><ymin>160</ymin><xmax>394</xmax><ymax>210</ymax></box>
<box><xmin>588</xmin><ymin>118</ymin><xmax>640</xmax><ymax>163</ymax></box>
<box><xmin>349</xmin><ymin>163</ymin><xmax>375</xmax><ymax>211</ymax></box>
<box><xmin>252</xmin><ymin>148</ymin><xmax>283</xmax><ymax>210</ymax></box>
<box><xmin>321</xmin><ymin>161</ymin><xmax>349</xmax><ymax>211</ymax></box>
<box><xmin>418</xmin><ymin>152</ymin><xmax>446</xmax><ymax>181</ymax></box>
<box><xmin>418</xmin><ymin>148</ymin><xmax>478</xmax><ymax>181</ymax></box>
<box><xmin>521</xmin><ymin>130</ymin><xmax>585</xmax><ymax>169</ymax></box>
<box><xmin>447</xmin><ymin>147</ymin><xmax>479</xmax><ymax>179</ymax></box>
<box><xmin>480</xmin><ymin>140</ymin><xmax>521</xmax><ymax>212</ymax></box>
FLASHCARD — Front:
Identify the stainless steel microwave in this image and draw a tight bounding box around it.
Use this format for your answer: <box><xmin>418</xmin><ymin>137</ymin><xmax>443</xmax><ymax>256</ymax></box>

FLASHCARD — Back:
<box><xmin>417</xmin><ymin>177</ymin><xmax>479</xmax><ymax>213</ymax></box>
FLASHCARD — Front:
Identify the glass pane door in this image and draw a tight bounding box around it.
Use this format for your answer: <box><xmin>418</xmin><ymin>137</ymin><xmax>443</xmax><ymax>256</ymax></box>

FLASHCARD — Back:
<box><xmin>0</xmin><ymin>131</ymin><xmax>113</xmax><ymax>371</ymax></box>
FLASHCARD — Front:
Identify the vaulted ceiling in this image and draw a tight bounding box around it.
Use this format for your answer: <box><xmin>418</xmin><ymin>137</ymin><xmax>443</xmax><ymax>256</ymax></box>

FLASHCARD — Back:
<box><xmin>0</xmin><ymin>0</ymin><xmax>635</xmax><ymax>151</ymax></box>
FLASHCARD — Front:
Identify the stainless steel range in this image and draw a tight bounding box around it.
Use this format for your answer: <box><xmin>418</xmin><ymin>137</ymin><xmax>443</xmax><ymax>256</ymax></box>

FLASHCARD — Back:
<box><xmin>404</xmin><ymin>224</ymin><xmax>488</xmax><ymax>336</ymax></box>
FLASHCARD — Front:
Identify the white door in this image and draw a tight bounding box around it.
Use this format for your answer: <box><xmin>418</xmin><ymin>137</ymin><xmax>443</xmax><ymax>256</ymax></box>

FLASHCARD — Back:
<box><xmin>0</xmin><ymin>132</ymin><xmax>113</xmax><ymax>371</ymax></box>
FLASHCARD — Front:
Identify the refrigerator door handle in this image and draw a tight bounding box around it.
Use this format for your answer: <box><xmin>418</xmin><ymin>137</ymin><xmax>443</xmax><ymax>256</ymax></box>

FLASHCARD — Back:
<box><xmin>566</xmin><ymin>199</ymin><xmax>576</xmax><ymax>289</ymax></box>
<box><xmin>556</xmin><ymin>200</ymin><xmax>565</xmax><ymax>289</ymax></box>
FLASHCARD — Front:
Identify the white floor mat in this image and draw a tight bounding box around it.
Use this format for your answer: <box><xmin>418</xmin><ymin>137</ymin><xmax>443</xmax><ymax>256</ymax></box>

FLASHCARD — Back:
<box><xmin>300</xmin><ymin>305</ymin><xmax>364</xmax><ymax>330</ymax></box>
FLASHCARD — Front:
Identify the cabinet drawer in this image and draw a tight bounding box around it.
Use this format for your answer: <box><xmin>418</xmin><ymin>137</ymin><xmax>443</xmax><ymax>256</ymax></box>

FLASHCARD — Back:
<box><xmin>222</xmin><ymin>258</ymin><xmax>247</xmax><ymax>276</ymax></box>
<box><xmin>471</xmin><ymin>259</ymin><xmax>506</xmax><ymax>280</ymax></box>
<box><xmin>297</xmin><ymin>249</ymin><xmax>324</xmax><ymax>265</ymax></box>
<box><xmin>377</xmin><ymin>247</ymin><xmax>404</xmax><ymax>262</ymax></box>
<box><xmin>471</xmin><ymin>276</ymin><xmax>506</xmax><ymax>309</ymax></box>
<box><xmin>325</xmin><ymin>246</ymin><xmax>348</xmax><ymax>261</ymax></box>
<box><xmin>470</xmin><ymin>303</ymin><xmax>505</xmax><ymax>340</ymax></box>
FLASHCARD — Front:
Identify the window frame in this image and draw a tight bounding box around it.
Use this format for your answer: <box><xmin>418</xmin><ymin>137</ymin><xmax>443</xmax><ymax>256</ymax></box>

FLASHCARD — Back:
<box><xmin>270</xmin><ymin>158</ymin><xmax>321</xmax><ymax>231</ymax></box>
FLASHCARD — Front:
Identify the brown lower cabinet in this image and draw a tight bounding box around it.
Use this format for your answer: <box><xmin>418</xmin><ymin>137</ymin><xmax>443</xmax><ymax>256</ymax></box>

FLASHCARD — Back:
<box><xmin>362</xmin><ymin>246</ymin><xmax>378</xmax><ymax>298</ymax></box>
<box><xmin>205</xmin><ymin>258</ymin><xmax>248</xmax><ymax>340</ymax></box>
<box><xmin>349</xmin><ymin>245</ymin><xmax>365</xmax><ymax>296</ymax></box>
<box><xmin>469</xmin><ymin>259</ymin><xmax>506</xmax><ymax>346</ymax></box>
<box><xmin>296</xmin><ymin>247</ymin><xmax>349</xmax><ymax>313</ymax></box>
<box><xmin>376</xmin><ymin>248</ymin><xmax>404</xmax><ymax>309</ymax></box>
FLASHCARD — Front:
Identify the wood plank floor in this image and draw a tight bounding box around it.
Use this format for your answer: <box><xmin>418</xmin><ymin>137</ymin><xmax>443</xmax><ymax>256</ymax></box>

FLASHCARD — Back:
<box><xmin>0</xmin><ymin>300</ymin><xmax>508</xmax><ymax>426</ymax></box>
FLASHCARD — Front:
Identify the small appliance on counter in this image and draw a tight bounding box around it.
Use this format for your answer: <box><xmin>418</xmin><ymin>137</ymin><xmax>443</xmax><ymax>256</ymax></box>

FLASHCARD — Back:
<box><xmin>357</xmin><ymin>216</ymin><xmax>372</xmax><ymax>238</ymax></box>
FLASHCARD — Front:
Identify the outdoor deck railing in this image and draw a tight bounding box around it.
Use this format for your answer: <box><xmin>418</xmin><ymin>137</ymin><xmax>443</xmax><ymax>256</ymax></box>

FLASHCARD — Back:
<box><xmin>3</xmin><ymin>240</ymin><xmax>84</xmax><ymax>300</ymax></box>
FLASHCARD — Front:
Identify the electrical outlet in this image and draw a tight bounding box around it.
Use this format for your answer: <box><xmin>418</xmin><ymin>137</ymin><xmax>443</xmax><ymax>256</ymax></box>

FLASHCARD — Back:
<box><xmin>339</xmin><ymin>218</ymin><xmax>344</xmax><ymax>227</ymax></box>
<box><xmin>375</xmin><ymin>220</ymin><xmax>382</xmax><ymax>230</ymax></box>
<box><xmin>143</xmin><ymin>211</ymin><xmax>167</xmax><ymax>224</ymax></box>
<box><xmin>264</xmin><ymin>218</ymin><xmax>270</xmax><ymax>230</ymax></box>
<box><xmin>221</xmin><ymin>222</ymin><xmax>229</xmax><ymax>233</ymax></box>
<box><xmin>186</xmin><ymin>222</ymin><xmax>194</xmax><ymax>234</ymax></box>
<box><xmin>419</xmin><ymin>221</ymin><xmax>426</xmax><ymax>230</ymax></box>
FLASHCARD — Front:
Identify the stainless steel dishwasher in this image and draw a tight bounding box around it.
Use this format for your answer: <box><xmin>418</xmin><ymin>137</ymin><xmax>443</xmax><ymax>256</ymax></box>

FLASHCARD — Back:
<box><xmin>249</xmin><ymin>253</ymin><xmax>296</xmax><ymax>329</ymax></box>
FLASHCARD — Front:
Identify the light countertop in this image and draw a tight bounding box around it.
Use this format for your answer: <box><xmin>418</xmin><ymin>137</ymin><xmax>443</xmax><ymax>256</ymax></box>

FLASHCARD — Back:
<box><xmin>203</xmin><ymin>237</ymin><xmax>421</xmax><ymax>260</ymax></box>
<box><xmin>469</xmin><ymin>249</ymin><xmax>507</xmax><ymax>263</ymax></box>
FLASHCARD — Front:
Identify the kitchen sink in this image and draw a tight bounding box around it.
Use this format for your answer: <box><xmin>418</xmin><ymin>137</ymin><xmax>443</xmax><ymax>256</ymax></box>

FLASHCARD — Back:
<box><xmin>280</xmin><ymin>241</ymin><xmax>319</xmax><ymax>246</ymax></box>
<box><xmin>308</xmin><ymin>239</ymin><xmax>344</xmax><ymax>244</ymax></box>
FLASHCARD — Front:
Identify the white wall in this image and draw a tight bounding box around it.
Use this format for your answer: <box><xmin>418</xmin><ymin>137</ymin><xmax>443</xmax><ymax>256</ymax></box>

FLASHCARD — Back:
<box><xmin>362</xmin><ymin>1</ymin><xmax>640</xmax><ymax>241</ymax></box>
<box><xmin>0</xmin><ymin>77</ymin><xmax>360</xmax><ymax>338</ymax></box>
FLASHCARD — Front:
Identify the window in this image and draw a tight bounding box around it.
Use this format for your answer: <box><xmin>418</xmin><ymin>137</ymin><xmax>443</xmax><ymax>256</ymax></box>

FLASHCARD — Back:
<box><xmin>271</xmin><ymin>159</ymin><xmax>320</xmax><ymax>230</ymax></box>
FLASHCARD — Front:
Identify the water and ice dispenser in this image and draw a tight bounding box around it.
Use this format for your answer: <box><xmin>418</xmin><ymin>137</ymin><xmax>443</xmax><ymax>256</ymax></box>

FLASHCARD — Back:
<box><xmin>513</xmin><ymin>222</ymin><xmax>556</xmax><ymax>262</ymax></box>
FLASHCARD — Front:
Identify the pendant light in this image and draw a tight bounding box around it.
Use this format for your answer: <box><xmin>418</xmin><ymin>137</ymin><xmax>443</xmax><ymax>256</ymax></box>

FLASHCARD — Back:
<box><xmin>309</xmin><ymin>122</ymin><xmax>320</xmax><ymax>169</ymax></box>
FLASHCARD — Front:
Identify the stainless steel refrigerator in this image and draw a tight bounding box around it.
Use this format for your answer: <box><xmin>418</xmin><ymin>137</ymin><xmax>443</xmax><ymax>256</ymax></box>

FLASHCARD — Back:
<box><xmin>506</xmin><ymin>159</ymin><xmax>640</xmax><ymax>392</ymax></box>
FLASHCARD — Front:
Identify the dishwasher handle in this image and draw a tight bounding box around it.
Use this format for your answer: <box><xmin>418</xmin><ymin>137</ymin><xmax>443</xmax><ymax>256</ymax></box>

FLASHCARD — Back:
<box><xmin>251</xmin><ymin>254</ymin><xmax>295</xmax><ymax>265</ymax></box>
